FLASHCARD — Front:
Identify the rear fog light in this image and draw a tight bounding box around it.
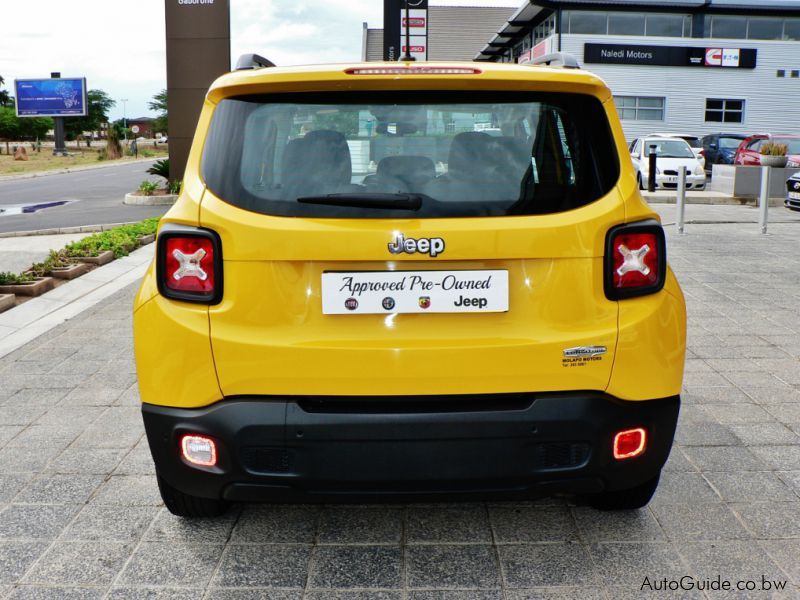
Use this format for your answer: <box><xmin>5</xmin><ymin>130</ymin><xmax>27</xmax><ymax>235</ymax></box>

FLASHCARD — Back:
<box><xmin>180</xmin><ymin>434</ymin><xmax>217</xmax><ymax>467</ymax></box>
<box><xmin>613</xmin><ymin>428</ymin><xmax>647</xmax><ymax>460</ymax></box>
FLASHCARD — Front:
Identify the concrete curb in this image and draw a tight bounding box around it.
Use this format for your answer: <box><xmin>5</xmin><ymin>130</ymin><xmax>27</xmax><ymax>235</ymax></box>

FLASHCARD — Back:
<box><xmin>0</xmin><ymin>222</ymin><xmax>138</xmax><ymax>238</ymax></box>
<box><xmin>0</xmin><ymin>244</ymin><xmax>153</xmax><ymax>359</ymax></box>
<box><xmin>123</xmin><ymin>192</ymin><xmax>178</xmax><ymax>206</ymax></box>
<box><xmin>0</xmin><ymin>157</ymin><xmax>157</xmax><ymax>182</ymax></box>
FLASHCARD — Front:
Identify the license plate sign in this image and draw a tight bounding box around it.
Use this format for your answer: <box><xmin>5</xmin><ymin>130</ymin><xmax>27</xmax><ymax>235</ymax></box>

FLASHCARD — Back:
<box><xmin>322</xmin><ymin>270</ymin><xmax>509</xmax><ymax>314</ymax></box>
<box><xmin>788</xmin><ymin>191</ymin><xmax>800</xmax><ymax>200</ymax></box>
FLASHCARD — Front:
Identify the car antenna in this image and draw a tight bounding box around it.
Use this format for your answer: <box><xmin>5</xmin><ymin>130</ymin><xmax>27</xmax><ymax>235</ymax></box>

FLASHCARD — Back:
<box><xmin>399</xmin><ymin>0</ymin><xmax>415</xmax><ymax>61</ymax></box>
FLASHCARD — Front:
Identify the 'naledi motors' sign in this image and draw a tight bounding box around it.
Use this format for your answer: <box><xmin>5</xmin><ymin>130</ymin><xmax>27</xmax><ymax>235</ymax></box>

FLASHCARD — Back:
<box><xmin>165</xmin><ymin>0</ymin><xmax>231</xmax><ymax>180</ymax></box>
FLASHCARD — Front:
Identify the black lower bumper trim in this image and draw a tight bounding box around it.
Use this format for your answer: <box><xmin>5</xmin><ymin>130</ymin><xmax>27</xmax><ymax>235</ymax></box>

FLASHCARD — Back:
<box><xmin>142</xmin><ymin>392</ymin><xmax>679</xmax><ymax>502</ymax></box>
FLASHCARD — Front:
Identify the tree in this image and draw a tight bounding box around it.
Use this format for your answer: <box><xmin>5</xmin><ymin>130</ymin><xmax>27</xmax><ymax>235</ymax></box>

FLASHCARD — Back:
<box><xmin>148</xmin><ymin>89</ymin><xmax>168</xmax><ymax>135</ymax></box>
<box><xmin>0</xmin><ymin>75</ymin><xmax>11</xmax><ymax>108</ymax></box>
<box><xmin>17</xmin><ymin>114</ymin><xmax>53</xmax><ymax>140</ymax></box>
<box><xmin>63</xmin><ymin>89</ymin><xmax>115</xmax><ymax>144</ymax></box>
<box><xmin>0</xmin><ymin>107</ymin><xmax>20</xmax><ymax>141</ymax></box>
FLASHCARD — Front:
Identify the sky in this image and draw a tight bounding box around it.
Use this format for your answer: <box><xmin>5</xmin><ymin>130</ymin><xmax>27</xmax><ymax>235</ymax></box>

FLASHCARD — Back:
<box><xmin>0</xmin><ymin>0</ymin><xmax>519</xmax><ymax>122</ymax></box>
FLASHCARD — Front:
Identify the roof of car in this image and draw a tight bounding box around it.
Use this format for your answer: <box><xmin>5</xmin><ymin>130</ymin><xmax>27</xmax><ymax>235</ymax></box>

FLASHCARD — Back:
<box><xmin>206</xmin><ymin>61</ymin><xmax>613</xmax><ymax>104</ymax></box>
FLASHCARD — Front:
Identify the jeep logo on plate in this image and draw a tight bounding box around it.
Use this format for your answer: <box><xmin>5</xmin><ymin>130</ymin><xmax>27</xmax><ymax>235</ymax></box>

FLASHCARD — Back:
<box><xmin>388</xmin><ymin>233</ymin><xmax>445</xmax><ymax>257</ymax></box>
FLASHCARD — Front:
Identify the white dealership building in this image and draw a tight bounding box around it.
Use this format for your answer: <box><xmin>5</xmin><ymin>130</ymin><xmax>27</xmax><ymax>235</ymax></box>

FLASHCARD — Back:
<box><xmin>475</xmin><ymin>0</ymin><xmax>800</xmax><ymax>140</ymax></box>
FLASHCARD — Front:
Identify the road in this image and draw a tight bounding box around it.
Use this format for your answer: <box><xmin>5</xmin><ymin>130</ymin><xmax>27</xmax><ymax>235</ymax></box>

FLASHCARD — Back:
<box><xmin>0</xmin><ymin>160</ymin><xmax>170</xmax><ymax>234</ymax></box>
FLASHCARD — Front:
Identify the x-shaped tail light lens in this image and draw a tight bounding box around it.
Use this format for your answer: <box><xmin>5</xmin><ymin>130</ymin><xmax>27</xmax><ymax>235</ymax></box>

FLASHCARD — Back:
<box><xmin>164</xmin><ymin>237</ymin><xmax>215</xmax><ymax>295</ymax></box>
<box><xmin>611</xmin><ymin>232</ymin><xmax>659</xmax><ymax>290</ymax></box>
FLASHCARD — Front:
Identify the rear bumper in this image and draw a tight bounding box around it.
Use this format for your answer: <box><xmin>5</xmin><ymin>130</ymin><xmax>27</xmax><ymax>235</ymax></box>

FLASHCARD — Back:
<box><xmin>143</xmin><ymin>393</ymin><xmax>679</xmax><ymax>502</ymax></box>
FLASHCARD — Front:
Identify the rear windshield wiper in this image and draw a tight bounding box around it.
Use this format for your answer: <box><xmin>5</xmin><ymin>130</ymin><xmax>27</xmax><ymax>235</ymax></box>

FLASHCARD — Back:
<box><xmin>297</xmin><ymin>193</ymin><xmax>424</xmax><ymax>211</ymax></box>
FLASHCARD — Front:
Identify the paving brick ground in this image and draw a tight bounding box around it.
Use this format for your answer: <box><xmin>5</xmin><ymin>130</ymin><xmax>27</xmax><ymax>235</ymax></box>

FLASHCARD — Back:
<box><xmin>0</xmin><ymin>221</ymin><xmax>799</xmax><ymax>599</ymax></box>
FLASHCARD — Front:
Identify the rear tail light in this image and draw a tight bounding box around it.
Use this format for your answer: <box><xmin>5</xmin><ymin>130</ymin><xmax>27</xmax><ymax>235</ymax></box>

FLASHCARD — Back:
<box><xmin>604</xmin><ymin>221</ymin><xmax>666</xmax><ymax>300</ymax></box>
<box><xmin>613</xmin><ymin>428</ymin><xmax>647</xmax><ymax>460</ymax></box>
<box><xmin>156</xmin><ymin>225</ymin><xmax>223</xmax><ymax>304</ymax></box>
<box><xmin>180</xmin><ymin>434</ymin><xmax>218</xmax><ymax>467</ymax></box>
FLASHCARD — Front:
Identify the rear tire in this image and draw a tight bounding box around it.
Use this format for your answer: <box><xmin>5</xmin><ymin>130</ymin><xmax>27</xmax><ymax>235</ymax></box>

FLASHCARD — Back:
<box><xmin>587</xmin><ymin>471</ymin><xmax>660</xmax><ymax>510</ymax></box>
<box><xmin>157</xmin><ymin>473</ymin><xmax>230</xmax><ymax>518</ymax></box>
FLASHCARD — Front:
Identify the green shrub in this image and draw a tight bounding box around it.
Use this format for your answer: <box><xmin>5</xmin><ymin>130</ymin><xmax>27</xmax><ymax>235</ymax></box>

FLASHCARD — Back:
<box><xmin>141</xmin><ymin>149</ymin><xmax>155</xmax><ymax>158</ymax></box>
<box><xmin>167</xmin><ymin>179</ymin><xmax>182</xmax><ymax>195</ymax></box>
<box><xmin>29</xmin><ymin>250</ymin><xmax>75</xmax><ymax>277</ymax></box>
<box><xmin>138</xmin><ymin>180</ymin><xmax>159</xmax><ymax>196</ymax></box>
<box><xmin>63</xmin><ymin>218</ymin><xmax>160</xmax><ymax>259</ymax></box>
<box><xmin>0</xmin><ymin>271</ymin><xmax>35</xmax><ymax>285</ymax></box>
<box><xmin>147</xmin><ymin>158</ymin><xmax>170</xmax><ymax>181</ymax></box>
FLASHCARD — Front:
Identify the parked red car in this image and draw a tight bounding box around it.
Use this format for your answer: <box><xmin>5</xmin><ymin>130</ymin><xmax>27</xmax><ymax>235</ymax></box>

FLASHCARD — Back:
<box><xmin>734</xmin><ymin>134</ymin><xmax>800</xmax><ymax>168</ymax></box>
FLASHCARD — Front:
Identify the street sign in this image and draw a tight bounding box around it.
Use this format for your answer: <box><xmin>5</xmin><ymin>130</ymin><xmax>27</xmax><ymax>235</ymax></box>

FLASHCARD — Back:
<box><xmin>131</xmin><ymin>125</ymin><xmax>141</xmax><ymax>134</ymax></box>
<box><xmin>14</xmin><ymin>78</ymin><xmax>88</xmax><ymax>117</ymax></box>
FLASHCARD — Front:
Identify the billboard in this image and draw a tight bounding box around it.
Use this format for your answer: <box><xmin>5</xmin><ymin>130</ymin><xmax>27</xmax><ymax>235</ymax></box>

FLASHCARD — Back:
<box><xmin>583</xmin><ymin>44</ymin><xmax>757</xmax><ymax>69</ymax></box>
<box><xmin>14</xmin><ymin>78</ymin><xmax>87</xmax><ymax>117</ymax></box>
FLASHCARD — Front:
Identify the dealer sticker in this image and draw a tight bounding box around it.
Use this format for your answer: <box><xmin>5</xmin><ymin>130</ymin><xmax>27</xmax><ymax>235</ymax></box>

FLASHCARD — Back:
<box><xmin>321</xmin><ymin>270</ymin><xmax>509</xmax><ymax>315</ymax></box>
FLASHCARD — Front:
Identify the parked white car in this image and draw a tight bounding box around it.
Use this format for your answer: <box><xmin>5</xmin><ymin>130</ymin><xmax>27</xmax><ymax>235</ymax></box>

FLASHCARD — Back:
<box><xmin>629</xmin><ymin>137</ymin><xmax>707</xmax><ymax>191</ymax></box>
<box><xmin>650</xmin><ymin>132</ymin><xmax>706</xmax><ymax>168</ymax></box>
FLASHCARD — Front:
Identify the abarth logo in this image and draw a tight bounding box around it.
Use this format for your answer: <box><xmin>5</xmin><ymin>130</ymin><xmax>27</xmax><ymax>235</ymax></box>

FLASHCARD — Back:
<box><xmin>388</xmin><ymin>233</ymin><xmax>445</xmax><ymax>257</ymax></box>
<box><xmin>418</xmin><ymin>296</ymin><xmax>431</xmax><ymax>309</ymax></box>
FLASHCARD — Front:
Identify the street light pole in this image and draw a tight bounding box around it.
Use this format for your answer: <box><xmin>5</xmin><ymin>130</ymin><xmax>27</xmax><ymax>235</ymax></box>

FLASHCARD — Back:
<box><xmin>121</xmin><ymin>98</ymin><xmax>128</xmax><ymax>141</ymax></box>
<box><xmin>399</xmin><ymin>0</ymin><xmax>415</xmax><ymax>61</ymax></box>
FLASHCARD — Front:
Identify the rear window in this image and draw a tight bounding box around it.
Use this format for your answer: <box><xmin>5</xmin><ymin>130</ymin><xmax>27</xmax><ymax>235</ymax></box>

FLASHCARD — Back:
<box><xmin>201</xmin><ymin>91</ymin><xmax>619</xmax><ymax>219</ymax></box>
<box><xmin>719</xmin><ymin>136</ymin><xmax>744</xmax><ymax>149</ymax></box>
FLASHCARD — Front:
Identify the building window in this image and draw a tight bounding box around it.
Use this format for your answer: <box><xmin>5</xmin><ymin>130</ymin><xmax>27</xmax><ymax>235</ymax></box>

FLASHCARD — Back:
<box><xmin>608</xmin><ymin>13</ymin><xmax>645</xmax><ymax>36</ymax></box>
<box><xmin>708</xmin><ymin>16</ymin><xmax>747</xmax><ymax>39</ymax></box>
<box><xmin>785</xmin><ymin>19</ymin><xmax>800</xmax><ymax>40</ymax></box>
<box><xmin>778</xmin><ymin>70</ymin><xmax>786</xmax><ymax>77</ymax></box>
<box><xmin>614</xmin><ymin>96</ymin><xmax>665</xmax><ymax>121</ymax></box>
<box><xmin>792</xmin><ymin>70</ymin><xmax>800</xmax><ymax>78</ymax></box>
<box><xmin>568</xmin><ymin>11</ymin><xmax>608</xmax><ymax>35</ymax></box>
<box><xmin>747</xmin><ymin>17</ymin><xmax>783</xmax><ymax>40</ymax></box>
<box><xmin>705</xmin><ymin>99</ymin><xmax>744</xmax><ymax>123</ymax></box>
<box><xmin>645</xmin><ymin>14</ymin><xmax>689</xmax><ymax>37</ymax></box>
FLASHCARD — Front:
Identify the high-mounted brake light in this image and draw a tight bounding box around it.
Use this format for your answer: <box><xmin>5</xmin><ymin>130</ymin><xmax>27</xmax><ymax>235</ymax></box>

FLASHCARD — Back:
<box><xmin>156</xmin><ymin>226</ymin><xmax>223</xmax><ymax>304</ymax></box>
<box><xmin>604</xmin><ymin>222</ymin><xmax>666</xmax><ymax>300</ymax></box>
<box><xmin>180</xmin><ymin>434</ymin><xmax>218</xmax><ymax>467</ymax></box>
<box><xmin>613</xmin><ymin>428</ymin><xmax>647</xmax><ymax>460</ymax></box>
<box><xmin>344</xmin><ymin>67</ymin><xmax>482</xmax><ymax>76</ymax></box>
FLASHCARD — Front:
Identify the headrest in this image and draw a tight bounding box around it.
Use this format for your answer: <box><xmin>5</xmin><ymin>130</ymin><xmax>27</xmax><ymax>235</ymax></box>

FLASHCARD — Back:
<box><xmin>377</xmin><ymin>155</ymin><xmax>436</xmax><ymax>188</ymax></box>
<box><xmin>447</xmin><ymin>131</ymin><xmax>495</xmax><ymax>180</ymax></box>
<box><xmin>282</xmin><ymin>129</ymin><xmax>352</xmax><ymax>189</ymax></box>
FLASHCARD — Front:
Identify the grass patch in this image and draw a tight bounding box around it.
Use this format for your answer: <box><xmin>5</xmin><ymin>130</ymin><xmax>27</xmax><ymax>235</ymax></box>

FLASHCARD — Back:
<box><xmin>0</xmin><ymin>143</ymin><xmax>168</xmax><ymax>176</ymax></box>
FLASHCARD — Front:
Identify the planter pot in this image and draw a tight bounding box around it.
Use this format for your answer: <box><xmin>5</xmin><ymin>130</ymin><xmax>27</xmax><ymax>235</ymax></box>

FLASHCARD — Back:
<box><xmin>75</xmin><ymin>250</ymin><xmax>114</xmax><ymax>266</ymax></box>
<box><xmin>137</xmin><ymin>234</ymin><xmax>155</xmax><ymax>246</ymax></box>
<box><xmin>761</xmin><ymin>155</ymin><xmax>788</xmax><ymax>168</ymax></box>
<box><xmin>0</xmin><ymin>294</ymin><xmax>14</xmax><ymax>313</ymax></box>
<box><xmin>0</xmin><ymin>277</ymin><xmax>55</xmax><ymax>297</ymax></box>
<box><xmin>49</xmin><ymin>263</ymin><xmax>90</xmax><ymax>280</ymax></box>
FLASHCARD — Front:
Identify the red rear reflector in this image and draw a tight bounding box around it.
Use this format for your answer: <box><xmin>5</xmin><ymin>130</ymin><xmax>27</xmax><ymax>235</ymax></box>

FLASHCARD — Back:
<box><xmin>164</xmin><ymin>237</ymin><xmax>215</xmax><ymax>294</ymax></box>
<box><xmin>611</xmin><ymin>232</ymin><xmax>659</xmax><ymax>289</ymax></box>
<box><xmin>344</xmin><ymin>67</ymin><xmax>482</xmax><ymax>75</ymax></box>
<box><xmin>180</xmin><ymin>434</ymin><xmax>217</xmax><ymax>467</ymax></box>
<box><xmin>613</xmin><ymin>428</ymin><xmax>647</xmax><ymax>460</ymax></box>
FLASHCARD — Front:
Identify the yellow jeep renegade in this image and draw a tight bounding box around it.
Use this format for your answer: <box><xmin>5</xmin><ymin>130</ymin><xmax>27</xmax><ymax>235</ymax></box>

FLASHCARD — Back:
<box><xmin>133</xmin><ymin>55</ymin><xmax>686</xmax><ymax>517</ymax></box>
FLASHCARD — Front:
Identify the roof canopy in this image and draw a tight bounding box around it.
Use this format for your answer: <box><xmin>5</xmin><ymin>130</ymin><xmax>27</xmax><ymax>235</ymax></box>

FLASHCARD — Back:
<box><xmin>476</xmin><ymin>0</ymin><xmax>800</xmax><ymax>59</ymax></box>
